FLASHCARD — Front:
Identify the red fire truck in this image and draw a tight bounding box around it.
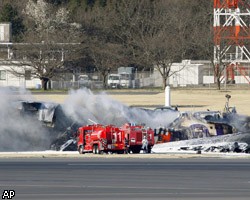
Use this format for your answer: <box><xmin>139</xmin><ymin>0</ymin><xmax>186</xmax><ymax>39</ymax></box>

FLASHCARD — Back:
<box><xmin>120</xmin><ymin>123</ymin><xmax>155</xmax><ymax>153</ymax></box>
<box><xmin>77</xmin><ymin>124</ymin><xmax>126</xmax><ymax>154</ymax></box>
<box><xmin>77</xmin><ymin>123</ymin><xmax>155</xmax><ymax>154</ymax></box>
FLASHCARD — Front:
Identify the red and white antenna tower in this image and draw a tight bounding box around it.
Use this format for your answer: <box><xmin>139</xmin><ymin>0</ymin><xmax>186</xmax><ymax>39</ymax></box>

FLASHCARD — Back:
<box><xmin>214</xmin><ymin>0</ymin><xmax>250</xmax><ymax>83</ymax></box>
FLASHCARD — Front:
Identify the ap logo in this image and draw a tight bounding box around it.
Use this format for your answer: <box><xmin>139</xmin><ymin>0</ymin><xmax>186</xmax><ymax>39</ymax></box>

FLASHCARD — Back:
<box><xmin>2</xmin><ymin>190</ymin><xmax>15</xmax><ymax>199</ymax></box>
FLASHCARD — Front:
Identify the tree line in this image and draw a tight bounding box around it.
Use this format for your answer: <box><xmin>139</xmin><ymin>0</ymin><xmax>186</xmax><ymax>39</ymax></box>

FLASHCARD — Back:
<box><xmin>0</xmin><ymin>0</ymin><xmax>215</xmax><ymax>89</ymax></box>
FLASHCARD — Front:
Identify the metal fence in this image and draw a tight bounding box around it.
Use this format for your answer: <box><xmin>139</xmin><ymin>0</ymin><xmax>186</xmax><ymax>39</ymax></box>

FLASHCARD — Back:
<box><xmin>50</xmin><ymin>80</ymin><xmax>104</xmax><ymax>90</ymax></box>
<box><xmin>49</xmin><ymin>72</ymin><xmax>155</xmax><ymax>90</ymax></box>
<box><xmin>2</xmin><ymin>70</ymin><xmax>250</xmax><ymax>90</ymax></box>
<box><xmin>50</xmin><ymin>79</ymin><xmax>156</xmax><ymax>90</ymax></box>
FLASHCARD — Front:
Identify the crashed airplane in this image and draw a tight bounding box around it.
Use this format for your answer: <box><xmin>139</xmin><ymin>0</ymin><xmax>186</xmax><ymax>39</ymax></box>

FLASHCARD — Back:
<box><xmin>153</xmin><ymin>95</ymin><xmax>250</xmax><ymax>153</ymax></box>
<box><xmin>10</xmin><ymin>100</ymin><xmax>80</xmax><ymax>151</ymax></box>
<box><xmin>2</xmin><ymin>87</ymin><xmax>250</xmax><ymax>153</ymax></box>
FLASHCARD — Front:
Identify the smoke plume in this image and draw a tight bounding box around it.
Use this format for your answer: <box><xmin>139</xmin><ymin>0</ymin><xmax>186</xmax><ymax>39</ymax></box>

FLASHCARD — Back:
<box><xmin>0</xmin><ymin>87</ymin><xmax>51</xmax><ymax>151</ymax></box>
<box><xmin>0</xmin><ymin>87</ymin><xmax>178</xmax><ymax>151</ymax></box>
<box><xmin>62</xmin><ymin>88</ymin><xmax>179</xmax><ymax>128</ymax></box>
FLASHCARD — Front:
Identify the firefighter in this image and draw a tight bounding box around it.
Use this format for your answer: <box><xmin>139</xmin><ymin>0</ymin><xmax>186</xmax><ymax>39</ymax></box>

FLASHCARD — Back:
<box><xmin>142</xmin><ymin>136</ymin><xmax>148</xmax><ymax>153</ymax></box>
<box><xmin>124</xmin><ymin>138</ymin><xmax>129</xmax><ymax>154</ymax></box>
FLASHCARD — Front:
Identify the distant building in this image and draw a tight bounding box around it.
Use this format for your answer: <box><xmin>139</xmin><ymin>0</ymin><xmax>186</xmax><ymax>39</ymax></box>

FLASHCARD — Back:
<box><xmin>0</xmin><ymin>60</ymin><xmax>40</xmax><ymax>89</ymax></box>
<box><xmin>0</xmin><ymin>23</ymin><xmax>11</xmax><ymax>42</ymax></box>
<box><xmin>153</xmin><ymin>60</ymin><xmax>250</xmax><ymax>87</ymax></box>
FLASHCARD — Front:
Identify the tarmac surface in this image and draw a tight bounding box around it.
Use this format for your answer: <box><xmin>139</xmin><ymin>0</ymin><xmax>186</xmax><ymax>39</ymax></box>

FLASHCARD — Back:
<box><xmin>0</xmin><ymin>156</ymin><xmax>250</xmax><ymax>200</ymax></box>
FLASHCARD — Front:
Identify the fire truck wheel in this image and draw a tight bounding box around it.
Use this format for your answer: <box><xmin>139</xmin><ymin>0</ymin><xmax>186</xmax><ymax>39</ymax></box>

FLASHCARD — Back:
<box><xmin>131</xmin><ymin>148</ymin><xmax>141</xmax><ymax>154</ymax></box>
<box><xmin>96</xmin><ymin>146</ymin><xmax>100</xmax><ymax>154</ymax></box>
<box><xmin>92</xmin><ymin>145</ymin><xmax>96</xmax><ymax>154</ymax></box>
<box><xmin>93</xmin><ymin>145</ymin><xmax>99</xmax><ymax>154</ymax></box>
<box><xmin>78</xmin><ymin>146</ymin><xmax>83</xmax><ymax>154</ymax></box>
<box><xmin>117</xmin><ymin>150</ymin><xmax>124</xmax><ymax>154</ymax></box>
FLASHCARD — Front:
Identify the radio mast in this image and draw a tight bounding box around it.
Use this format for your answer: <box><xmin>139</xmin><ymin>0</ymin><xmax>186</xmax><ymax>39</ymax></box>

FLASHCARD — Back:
<box><xmin>214</xmin><ymin>0</ymin><xmax>250</xmax><ymax>84</ymax></box>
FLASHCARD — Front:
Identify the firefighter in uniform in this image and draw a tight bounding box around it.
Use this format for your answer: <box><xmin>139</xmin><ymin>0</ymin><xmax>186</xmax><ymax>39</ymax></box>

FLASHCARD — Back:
<box><xmin>124</xmin><ymin>138</ymin><xmax>129</xmax><ymax>154</ymax></box>
<box><xmin>142</xmin><ymin>136</ymin><xmax>148</xmax><ymax>153</ymax></box>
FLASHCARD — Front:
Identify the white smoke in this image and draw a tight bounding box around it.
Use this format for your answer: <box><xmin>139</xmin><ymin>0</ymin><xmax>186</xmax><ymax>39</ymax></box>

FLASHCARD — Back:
<box><xmin>0</xmin><ymin>87</ymin><xmax>179</xmax><ymax>151</ymax></box>
<box><xmin>0</xmin><ymin>87</ymin><xmax>51</xmax><ymax>151</ymax></box>
<box><xmin>62</xmin><ymin>88</ymin><xmax>179</xmax><ymax>128</ymax></box>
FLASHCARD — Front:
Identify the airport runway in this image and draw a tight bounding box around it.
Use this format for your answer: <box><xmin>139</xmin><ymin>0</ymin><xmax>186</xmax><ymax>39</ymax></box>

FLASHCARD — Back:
<box><xmin>0</xmin><ymin>157</ymin><xmax>250</xmax><ymax>200</ymax></box>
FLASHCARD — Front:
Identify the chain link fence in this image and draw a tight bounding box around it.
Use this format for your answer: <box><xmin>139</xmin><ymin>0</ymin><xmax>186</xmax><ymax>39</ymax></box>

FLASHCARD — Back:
<box><xmin>2</xmin><ymin>70</ymin><xmax>250</xmax><ymax>90</ymax></box>
<box><xmin>49</xmin><ymin>72</ymin><xmax>155</xmax><ymax>90</ymax></box>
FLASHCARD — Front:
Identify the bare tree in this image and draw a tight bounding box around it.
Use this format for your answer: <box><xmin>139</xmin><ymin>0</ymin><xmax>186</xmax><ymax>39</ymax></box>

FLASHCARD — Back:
<box><xmin>4</xmin><ymin>0</ymin><xmax>220</xmax><ymax>90</ymax></box>
<box><xmin>8</xmin><ymin>0</ymin><xmax>85</xmax><ymax>90</ymax></box>
<box><xmin>106</xmin><ymin>0</ymin><xmax>197</xmax><ymax>89</ymax></box>
<box><xmin>195</xmin><ymin>29</ymin><xmax>227</xmax><ymax>90</ymax></box>
<box><xmin>191</xmin><ymin>0</ymin><xmax>227</xmax><ymax>90</ymax></box>
<box><xmin>89</xmin><ymin>42</ymin><xmax>123</xmax><ymax>88</ymax></box>
<box><xmin>81</xmin><ymin>2</ymin><xmax>127</xmax><ymax>88</ymax></box>
<box><xmin>11</xmin><ymin>42</ymin><xmax>83</xmax><ymax>90</ymax></box>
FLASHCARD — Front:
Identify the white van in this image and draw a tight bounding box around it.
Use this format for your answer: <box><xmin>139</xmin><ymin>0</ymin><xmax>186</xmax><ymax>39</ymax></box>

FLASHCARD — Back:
<box><xmin>107</xmin><ymin>74</ymin><xmax>121</xmax><ymax>88</ymax></box>
<box><xmin>120</xmin><ymin>72</ymin><xmax>132</xmax><ymax>88</ymax></box>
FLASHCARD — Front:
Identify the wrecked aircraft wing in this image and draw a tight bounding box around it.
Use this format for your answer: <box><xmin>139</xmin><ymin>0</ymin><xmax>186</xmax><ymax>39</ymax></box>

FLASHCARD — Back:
<box><xmin>38</xmin><ymin>102</ymin><xmax>58</xmax><ymax>123</ymax></box>
<box><xmin>10</xmin><ymin>100</ymin><xmax>80</xmax><ymax>150</ymax></box>
<box><xmin>152</xmin><ymin>135</ymin><xmax>250</xmax><ymax>153</ymax></box>
<box><xmin>59</xmin><ymin>139</ymin><xmax>77</xmax><ymax>151</ymax></box>
<box><xmin>15</xmin><ymin>101</ymin><xmax>58</xmax><ymax>125</ymax></box>
<box><xmin>15</xmin><ymin>100</ymin><xmax>79</xmax><ymax>131</ymax></box>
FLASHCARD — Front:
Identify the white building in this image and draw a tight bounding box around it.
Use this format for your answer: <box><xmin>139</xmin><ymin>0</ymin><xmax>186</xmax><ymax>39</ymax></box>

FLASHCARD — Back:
<box><xmin>0</xmin><ymin>23</ymin><xmax>11</xmax><ymax>42</ymax></box>
<box><xmin>169</xmin><ymin>60</ymin><xmax>203</xmax><ymax>86</ymax></box>
<box><xmin>153</xmin><ymin>60</ymin><xmax>250</xmax><ymax>87</ymax></box>
<box><xmin>0</xmin><ymin>60</ymin><xmax>41</xmax><ymax>89</ymax></box>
